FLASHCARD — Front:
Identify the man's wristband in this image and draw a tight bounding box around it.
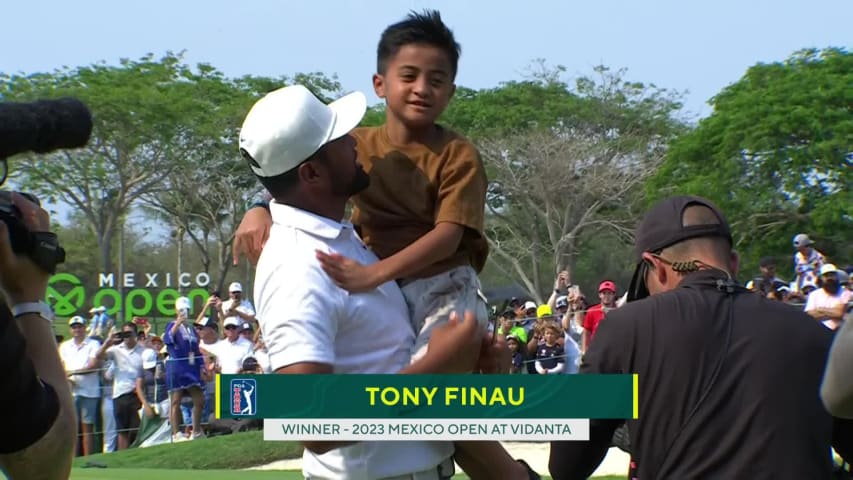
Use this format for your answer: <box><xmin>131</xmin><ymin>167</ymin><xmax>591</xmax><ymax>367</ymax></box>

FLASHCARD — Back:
<box><xmin>11</xmin><ymin>301</ymin><xmax>54</xmax><ymax>323</ymax></box>
<box><xmin>251</xmin><ymin>200</ymin><xmax>270</xmax><ymax>211</ymax></box>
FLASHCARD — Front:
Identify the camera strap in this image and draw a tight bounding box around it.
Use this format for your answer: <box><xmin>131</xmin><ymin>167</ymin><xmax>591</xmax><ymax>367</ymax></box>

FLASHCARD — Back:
<box><xmin>654</xmin><ymin>276</ymin><xmax>747</xmax><ymax>477</ymax></box>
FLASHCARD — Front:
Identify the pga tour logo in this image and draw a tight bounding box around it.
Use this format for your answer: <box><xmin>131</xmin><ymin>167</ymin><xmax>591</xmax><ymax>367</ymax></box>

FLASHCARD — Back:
<box><xmin>231</xmin><ymin>379</ymin><xmax>257</xmax><ymax>416</ymax></box>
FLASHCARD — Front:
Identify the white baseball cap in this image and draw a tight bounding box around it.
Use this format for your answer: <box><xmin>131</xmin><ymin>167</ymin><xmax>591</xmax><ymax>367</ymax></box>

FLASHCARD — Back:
<box><xmin>175</xmin><ymin>296</ymin><xmax>191</xmax><ymax>312</ymax></box>
<box><xmin>142</xmin><ymin>349</ymin><xmax>158</xmax><ymax>369</ymax></box>
<box><xmin>820</xmin><ymin>263</ymin><xmax>841</xmax><ymax>276</ymax></box>
<box><xmin>229</xmin><ymin>282</ymin><xmax>243</xmax><ymax>293</ymax></box>
<box><xmin>223</xmin><ymin>317</ymin><xmax>241</xmax><ymax>329</ymax></box>
<box><xmin>68</xmin><ymin>315</ymin><xmax>86</xmax><ymax>326</ymax></box>
<box><xmin>792</xmin><ymin>233</ymin><xmax>813</xmax><ymax>248</ymax></box>
<box><xmin>523</xmin><ymin>301</ymin><xmax>537</xmax><ymax>311</ymax></box>
<box><xmin>239</xmin><ymin>85</ymin><xmax>367</xmax><ymax>178</ymax></box>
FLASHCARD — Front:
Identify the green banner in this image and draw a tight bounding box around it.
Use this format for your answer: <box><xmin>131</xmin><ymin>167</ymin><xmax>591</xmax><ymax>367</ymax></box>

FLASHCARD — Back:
<box><xmin>216</xmin><ymin>374</ymin><xmax>636</xmax><ymax>420</ymax></box>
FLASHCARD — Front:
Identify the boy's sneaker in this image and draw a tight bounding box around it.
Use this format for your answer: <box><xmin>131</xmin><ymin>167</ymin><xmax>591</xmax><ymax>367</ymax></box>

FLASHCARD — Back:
<box><xmin>171</xmin><ymin>433</ymin><xmax>189</xmax><ymax>443</ymax></box>
<box><xmin>517</xmin><ymin>459</ymin><xmax>541</xmax><ymax>480</ymax></box>
<box><xmin>190</xmin><ymin>431</ymin><xmax>206</xmax><ymax>440</ymax></box>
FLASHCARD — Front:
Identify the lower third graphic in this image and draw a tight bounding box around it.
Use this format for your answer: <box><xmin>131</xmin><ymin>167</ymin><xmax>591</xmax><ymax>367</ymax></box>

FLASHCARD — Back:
<box><xmin>231</xmin><ymin>379</ymin><xmax>257</xmax><ymax>416</ymax></box>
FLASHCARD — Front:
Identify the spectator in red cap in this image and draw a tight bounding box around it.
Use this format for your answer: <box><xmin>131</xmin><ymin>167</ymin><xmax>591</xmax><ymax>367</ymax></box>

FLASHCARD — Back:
<box><xmin>581</xmin><ymin>280</ymin><xmax>617</xmax><ymax>353</ymax></box>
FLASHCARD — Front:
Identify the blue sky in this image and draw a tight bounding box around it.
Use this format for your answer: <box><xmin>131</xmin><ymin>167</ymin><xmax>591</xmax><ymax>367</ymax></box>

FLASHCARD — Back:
<box><xmin>2</xmin><ymin>0</ymin><xmax>850</xmax><ymax>229</ymax></box>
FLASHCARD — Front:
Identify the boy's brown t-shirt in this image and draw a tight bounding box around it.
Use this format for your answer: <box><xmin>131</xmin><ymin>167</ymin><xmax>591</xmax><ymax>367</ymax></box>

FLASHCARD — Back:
<box><xmin>350</xmin><ymin>125</ymin><xmax>489</xmax><ymax>279</ymax></box>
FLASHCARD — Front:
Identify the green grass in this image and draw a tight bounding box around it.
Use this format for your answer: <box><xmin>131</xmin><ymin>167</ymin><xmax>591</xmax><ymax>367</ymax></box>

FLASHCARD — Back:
<box><xmin>71</xmin><ymin>469</ymin><xmax>299</xmax><ymax>480</ymax></box>
<box><xmin>63</xmin><ymin>431</ymin><xmax>628</xmax><ymax>479</ymax></box>
<box><xmin>70</xmin><ymin>470</ymin><xmax>619</xmax><ymax>480</ymax></box>
<box><xmin>71</xmin><ymin>431</ymin><xmax>302</xmax><ymax>470</ymax></box>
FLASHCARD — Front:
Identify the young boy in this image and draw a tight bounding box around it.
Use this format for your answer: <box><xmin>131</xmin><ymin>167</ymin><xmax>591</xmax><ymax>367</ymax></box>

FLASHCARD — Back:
<box><xmin>234</xmin><ymin>10</ymin><xmax>538</xmax><ymax>480</ymax></box>
<box><xmin>534</xmin><ymin>321</ymin><xmax>565</xmax><ymax>375</ymax></box>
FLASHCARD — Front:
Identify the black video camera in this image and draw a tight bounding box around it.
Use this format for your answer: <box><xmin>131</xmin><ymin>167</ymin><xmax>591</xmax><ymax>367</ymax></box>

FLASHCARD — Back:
<box><xmin>0</xmin><ymin>98</ymin><xmax>93</xmax><ymax>274</ymax></box>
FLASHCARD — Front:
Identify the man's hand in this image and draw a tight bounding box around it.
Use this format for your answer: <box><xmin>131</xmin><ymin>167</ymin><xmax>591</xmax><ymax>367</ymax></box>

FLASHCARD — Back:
<box><xmin>0</xmin><ymin>193</ymin><xmax>51</xmax><ymax>304</ymax></box>
<box><xmin>232</xmin><ymin>206</ymin><xmax>273</xmax><ymax>266</ymax></box>
<box><xmin>143</xmin><ymin>403</ymin><xmax>157</xmax><ymax>418</ymax></box>
<box><xmin>554</xmin><ymin>270</ymin><xmax>569</xmax><ymax>290</ymax></box>
<box><xmin>316</xmin><ymin>250</ymin><xmax>383</xmax><ymax>293</ymax></box>
<box><xmin>423</xmin><ymin>311</ymin><xmax>482</xmax><ymax>373</ymax></box>
<box><xmin>477</xmin><ymin>332</ymin><xmax>511</xmax><ymax>374</ymax></box>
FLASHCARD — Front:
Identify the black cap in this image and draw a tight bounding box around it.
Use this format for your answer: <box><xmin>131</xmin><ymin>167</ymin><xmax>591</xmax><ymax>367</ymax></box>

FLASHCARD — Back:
<box><xmin>195</xmin><ymin>316</ymin><xmax>218</xmax><ymax>330</ymax></box>
<box><xmin>627</xmin><ymin>196</ymin><xmax>733</xmax><ymax>302</ymax></box>
<box><xmin>501</xmin><ymin>309</ymin><xmax>517</xmax><ymax>319</ymax></box>
<box><xmin>242</xmin><ymin>356</ymin><xmax>259</xmax><ymax>372</ymax></box>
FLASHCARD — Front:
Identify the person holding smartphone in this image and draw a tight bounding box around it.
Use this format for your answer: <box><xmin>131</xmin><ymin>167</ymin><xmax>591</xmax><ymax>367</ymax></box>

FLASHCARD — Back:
<box><xmin>95</xmin><ymin>322</ymin><xmax>145</xmax><ymax>450</ymax></box>
<box><xmin>162</xmin><ymin>297</ymin><xmax>205</xmax><ymax>442</ymax></box>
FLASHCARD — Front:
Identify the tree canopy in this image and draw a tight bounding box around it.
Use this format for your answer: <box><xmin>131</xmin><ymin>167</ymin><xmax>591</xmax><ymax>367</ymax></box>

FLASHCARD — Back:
<box><xmin>649</xmin><ymin>47</ymin><xmax>852</xmax><ymax>274</ymax></box>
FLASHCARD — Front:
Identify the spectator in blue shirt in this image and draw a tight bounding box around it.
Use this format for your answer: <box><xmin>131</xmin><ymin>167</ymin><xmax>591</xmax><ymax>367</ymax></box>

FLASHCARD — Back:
<box><xmin>162</xmin><ymin>297</ymin><xmax>205</xmax><ymax>441</ymax></box>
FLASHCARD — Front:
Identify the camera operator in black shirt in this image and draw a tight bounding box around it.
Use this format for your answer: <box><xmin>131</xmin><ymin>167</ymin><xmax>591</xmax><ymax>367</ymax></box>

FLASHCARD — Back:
<box><xmin>0</xmin><ymin>193</ymin><xmax>75</xmax><ymax>479</ymax></box>
<box><xmin>549</xmin><ymin>196</ymin><xmax>852</xmax><ymax>479</ymax></box>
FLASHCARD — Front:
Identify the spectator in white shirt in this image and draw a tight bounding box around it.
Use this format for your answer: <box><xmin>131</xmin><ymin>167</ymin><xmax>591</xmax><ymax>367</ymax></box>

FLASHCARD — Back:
<box><xmin>95</xmin><ymin>322</ymin><xmax>145</xmax><ymax>450</ymax></box>
<box><xmin>200</xmin><ymin>317</ymin><xmax>253</xmax><ymax>375</ymax></box>
<box><xmin>806</xmin><ymin>264</ymin><xmax>853</xmax><ymax>331</ymax></box>
<box><xmin>218</xmin><ymin>282</ymin><xmax>255</xmax><ymax>327</ymax></box>
<box><xmin>58</xmin><ymin>316</ymin><xmax>101</xmax><ymax>456</ymax></box>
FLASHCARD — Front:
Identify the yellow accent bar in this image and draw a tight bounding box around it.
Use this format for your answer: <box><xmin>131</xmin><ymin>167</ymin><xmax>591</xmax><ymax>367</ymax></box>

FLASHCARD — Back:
<box><xmin>215</xmin><ymin>374</ymin><xmax>221</xmax><ymax>419</ymax></box>
<box><xmin>632</xmin><ymin>374</ymin><xmax>639</xmax><ymax>419</ymax></box>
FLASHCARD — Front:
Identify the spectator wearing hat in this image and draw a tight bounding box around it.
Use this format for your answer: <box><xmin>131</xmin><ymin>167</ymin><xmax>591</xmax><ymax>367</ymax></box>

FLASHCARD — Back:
<box><xmin>805</xmin><ymin>264</ymin><xmax>852</xmax><ymax>331</ymax></box>
<box><xmin>549</xmin><ymin>195</ymin><xmax>853</xmax><ymax>479</ymax></box>
<box><xmin>218</xmin><ymin>282</ymin><xmax>256</xmax><ymax>330</ymax></box>
<box><xmin>581</xmin><ymin>280</ymin><xmax>617</xmax><ymax>353</ymax></box>
<box><xmin>135</xmin><ymin>347</ymin><xmax>167</xmax><ymax>419</ymax></box>
<box><xmin>58</xmin><ymin>316</ymin><xmax>101</xmax><ymax>456</ymax></box>
<box><xmin>95</xmin><ymin>322</ymin><xmax>146</xmax><ymax>450</ymax></box>
<box><xmin>193</xmin><ymin>316</ymin><xmax>220</xmax><ymax>422</ymax></box>
<box><xmin>162</xmin><ymin>297</ymin><xmax>206</xmax><ymax>441</ymax></box>
<box><xmin>87</xmin><ymin>306</ymin><xmax>111</xmax><ymax>341</ymax></box>
<box><xmin>201</xmin><ymin>317</ymin><xmax>254</xmax><ymax>375</ymax></box>
<box><xmin>792</xmin><ymin>233</ymin><xmax>826</xmax><ymax>293</ymax></box>
<box><xmin>239</xmin><ymin>321</ymin><xmax>256</xmax><ymax>343</ymax></box>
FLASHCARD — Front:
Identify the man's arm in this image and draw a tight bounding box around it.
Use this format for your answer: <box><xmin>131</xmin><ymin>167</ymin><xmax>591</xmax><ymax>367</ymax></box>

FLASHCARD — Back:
<box><xmin>316</xmin><ymin>222</ymin><xmax>465</xmax><ymax>292</ymax></box>
<box><xmin>235</xmin><ymin>303</ymin><xmax>257</xmax><ymax>322</ymax></box>
<box><xmin>807</xmin><ymin>304</ymin><xmax>846</xmax><ymax>321</ymax></box>
<box><xmin>549</xmin><ymin>308</ymin><xmax>633</xmax><ymax>479</ymax></box>
<box><xmin>0</xmin><ymin>194</ymin><xmax>75</xmax><ymax>479</ymax></box>
<box><xmin>822</xmin><ymin>313</ymin><xmax>853</xmax><ymax>418</ymax></box>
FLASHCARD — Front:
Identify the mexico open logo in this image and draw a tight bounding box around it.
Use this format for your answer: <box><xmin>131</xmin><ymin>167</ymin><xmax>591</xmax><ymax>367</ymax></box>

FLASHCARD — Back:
<box><xmin>231</xmin><ymin>379</ymin><xmax>257</xmax><ymax>416</ymax></box>
<box><xmin>45</xmin><ymin>271</ymin><xmax>212</xmax><ymax>321</ymax></box>
<box><xmin>47</xmin><ymin>272</ymin><xmax>86</xmax><ymax>317</ymax></box>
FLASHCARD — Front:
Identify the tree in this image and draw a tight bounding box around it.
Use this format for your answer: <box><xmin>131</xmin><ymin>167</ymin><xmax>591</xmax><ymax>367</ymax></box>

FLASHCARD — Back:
<box><xmin>648</xmin><ymin>47</ymin><xmax>853</xmax><ymax>275</ymax></box>
<box><xmin>0</xmin><ymin>52</ymin><xmax>236</xmax><ymax>273</ymax></box>
<box><xmin>140</xmin><ymin>71</ymin><xmax>344</xmax><ymax>292</ymax></box>
<box><xmin>444</xmin><ymin>65</ymin><xmax>686</xmax><ymax>300</ymax></box>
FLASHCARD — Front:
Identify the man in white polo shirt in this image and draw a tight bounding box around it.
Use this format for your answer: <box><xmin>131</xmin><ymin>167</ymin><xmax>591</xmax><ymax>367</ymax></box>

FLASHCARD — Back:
<box><xmin>200</xmin><ymin>317</ymin><xmax>254</xmax><ymax>375</ymax></box>
<box><xmin>241</xmin><ymin>85</ymin><xmax>495</xmax><ymax>479</ymax></box>
<box><xmin>95</xmin><ymin>322</ymin><xmax>145</xmax><ymax>450</ymax></box>
<box><xmin>219</xmin><ymin>282</ymin><xmax>255</xmax><ymax>327</ymax></box>
<box><xmin>59</xmin><ymin>315</ymin><xmax>101</xmax><ymax>456</ymax></box>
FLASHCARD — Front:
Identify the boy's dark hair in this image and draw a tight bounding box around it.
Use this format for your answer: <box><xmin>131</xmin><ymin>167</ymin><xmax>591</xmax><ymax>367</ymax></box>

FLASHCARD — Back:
<box><xmin>377</xmin><ymin>9</ymin><xmax>461</xmax><ymax>78</ymax></box>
